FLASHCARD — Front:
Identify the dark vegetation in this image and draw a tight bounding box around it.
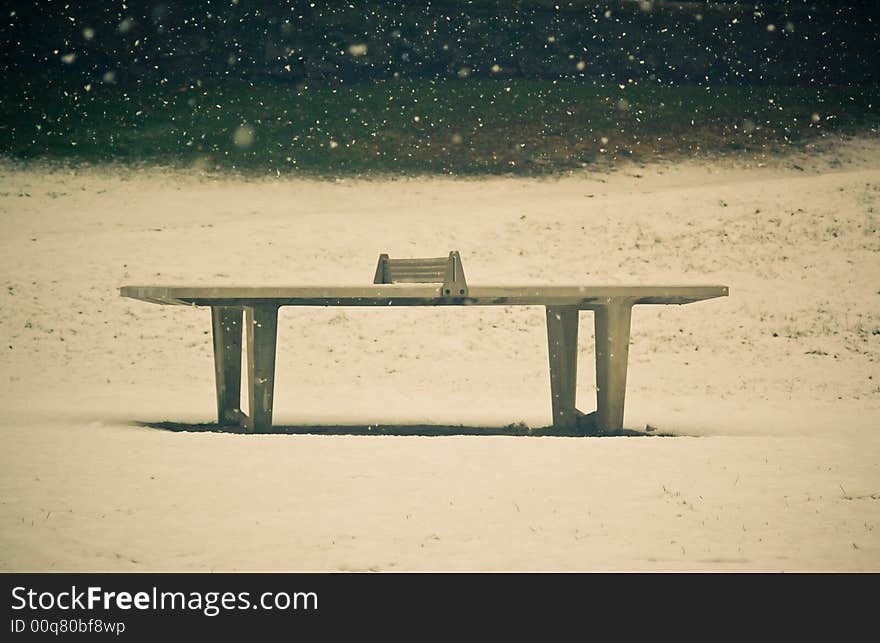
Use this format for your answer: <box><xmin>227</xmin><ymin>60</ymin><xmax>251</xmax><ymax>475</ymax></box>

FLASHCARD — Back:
<box><xmin>2</xmin><ymin>1</ymin><xmax>878</xmax><ymax>175</ymax></box>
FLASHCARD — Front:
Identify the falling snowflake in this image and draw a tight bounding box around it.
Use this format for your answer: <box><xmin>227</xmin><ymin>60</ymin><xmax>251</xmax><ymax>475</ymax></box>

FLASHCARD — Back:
<box><xmin>233</xmin><ymin>125</ymin><xmax>255</xmax><ymax>149</ymax></box>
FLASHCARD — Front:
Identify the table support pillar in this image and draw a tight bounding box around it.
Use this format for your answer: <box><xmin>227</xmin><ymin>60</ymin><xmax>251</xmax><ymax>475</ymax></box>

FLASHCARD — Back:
<box><xmin>593</xmin><ymin>300</ymin><xmax>634</xmax><ymax>434</ymax></box>
<box><xmin>244</xmin><ymin>305</ymin><xmax>279</xmax><ymax>433</ymax></box>
<box><xmin>211</xmin><ymin>306</ymin><xmax>243</xmax><ymax>425</ymax></box>
<box><xmin>546</xmin><ymin>306</ymin><xmax>580</xmax><ymax>430</ymax></box>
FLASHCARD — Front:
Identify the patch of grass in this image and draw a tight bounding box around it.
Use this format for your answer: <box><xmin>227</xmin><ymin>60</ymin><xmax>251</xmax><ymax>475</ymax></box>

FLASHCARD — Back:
<box><xmin>1</xmin><ymin>76</ymin><xmax>877</xmax><ymax>176</ymax></box>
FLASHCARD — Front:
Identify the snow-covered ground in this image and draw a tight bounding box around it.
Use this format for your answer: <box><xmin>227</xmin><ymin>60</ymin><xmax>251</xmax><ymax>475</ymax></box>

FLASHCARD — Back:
<box><xmin>1</xmin><ymin>137</ymin><xmax>878</xmax><ymax>571</ymax></box>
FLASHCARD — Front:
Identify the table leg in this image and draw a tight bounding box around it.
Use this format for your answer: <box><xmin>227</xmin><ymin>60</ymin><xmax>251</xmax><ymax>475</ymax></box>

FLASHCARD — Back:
<box><xmin>593</xmin><ymin>300</ymin><xmax>633</xmax><ymax>433</ymax></box>
<box><xmin>211</xmin><ymin>306</ymin><xmax>243</xmax><ymax>425</ymax></box>
<box><xmin>546</xmin><ymin>305</ymin><xmax>580</xmax><ymax>430</ymax></box>
<box><xmin>245</xmin><ymin>305</ymin><xmax>279</xmax><ymax>433</ymax></box>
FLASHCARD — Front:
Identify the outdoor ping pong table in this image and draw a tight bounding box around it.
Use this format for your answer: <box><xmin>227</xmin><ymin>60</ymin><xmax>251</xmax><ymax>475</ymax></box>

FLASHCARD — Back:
<box><xmin>121</xmin><ymin>257</ymin><xmax>727</xmax><ymax>434</ymax></box>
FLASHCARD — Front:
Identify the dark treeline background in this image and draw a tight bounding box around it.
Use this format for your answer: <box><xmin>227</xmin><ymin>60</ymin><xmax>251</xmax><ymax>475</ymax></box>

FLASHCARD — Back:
<box><xmin>4</xmin><ymin>1</ymin><xmax>879</xmax><ymax>88</ymax></box>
